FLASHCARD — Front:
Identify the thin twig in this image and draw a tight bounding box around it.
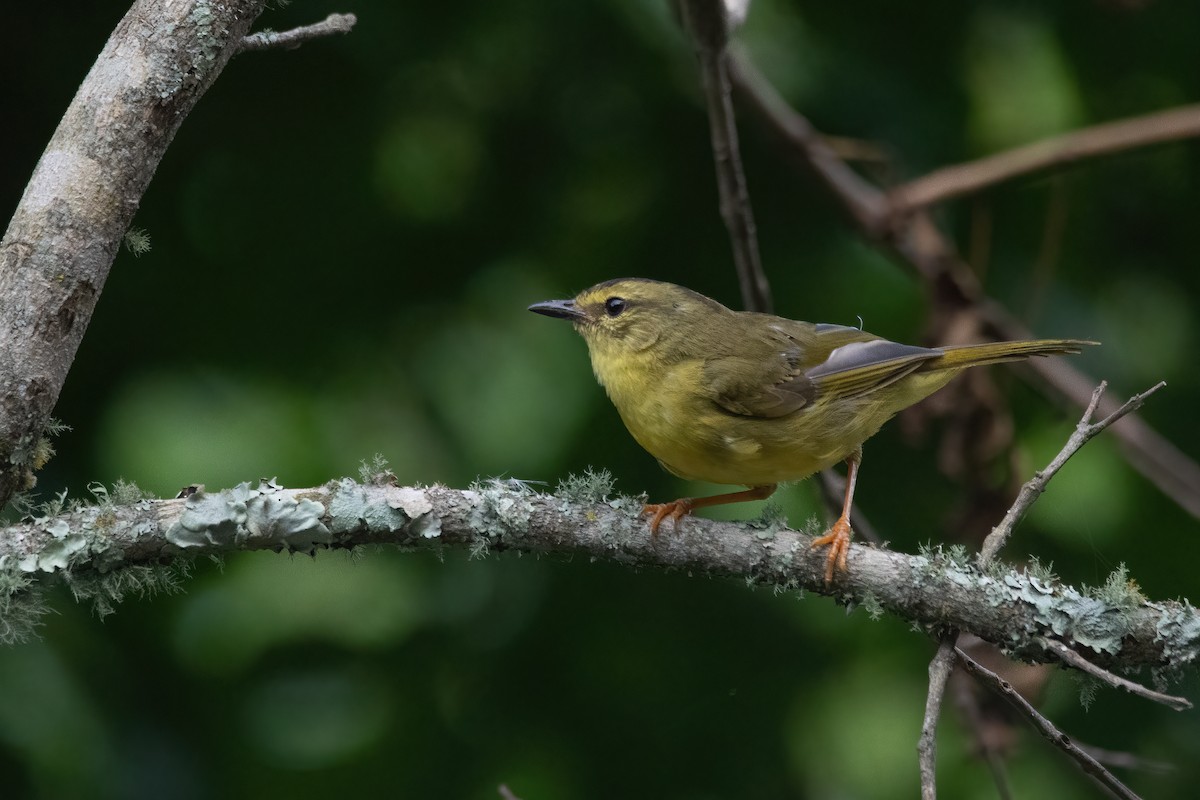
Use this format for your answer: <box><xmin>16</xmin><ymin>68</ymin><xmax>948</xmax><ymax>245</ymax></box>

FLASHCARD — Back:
<box><xmin>680</xmin><ymin>3</ymin><xmax>772</xmax><ymax>313</ymax></box>
<box><xmin>727</xmin><ymin>46</ymin><xmax>886</xmax><ymax>235</ymax></box>
<box><xmin>919</xmin><ymin>635</ymin><xmax>959</xmax><ymax>800</ymax></box>
<box><xmin>955</xmin><ymin>647</ymin><xmax>1142</xmax><ymax>800</ymax></box>
<box><xmin>889</xmin><ymin>104</ymin><xmax>1200</xmax><ymax>213</ymax></box>
<box><xmin>239</xmin><ymin>13</ymin><xmax>357</xmax><ymax>54</ymax></box>
<box><xmin>978</xmin><ymin>305</ymin><xmax>1200</xmax><ymax>520</ymax></box>
<box><xmin>979</xmin><ymin>381</ymin><xmax>1166</xmax><ymax>566</ymax></box>
<box><xmin>1039</xmin><ymin>636</ymin><xmax>1192</xmax><ymax>712</ymax></box>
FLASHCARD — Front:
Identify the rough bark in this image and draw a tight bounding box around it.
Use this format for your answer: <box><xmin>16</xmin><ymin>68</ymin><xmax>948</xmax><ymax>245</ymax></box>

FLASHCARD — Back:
<box><xmin>2</xmin><ymin>478</ymin><xmax>1196</xmax><ymax>681</ymax></box>
<box><xmin>0</xmin><ymin>0</ymin><xmax>267</xmax><ymax>506</ymax></box>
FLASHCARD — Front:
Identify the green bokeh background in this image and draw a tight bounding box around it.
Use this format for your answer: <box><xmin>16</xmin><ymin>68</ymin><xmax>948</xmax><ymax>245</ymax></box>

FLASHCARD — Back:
<box><xmin>3</xmin><ymin>1</ymin><xmax>1199</xmax><ymax>798</ymax></box>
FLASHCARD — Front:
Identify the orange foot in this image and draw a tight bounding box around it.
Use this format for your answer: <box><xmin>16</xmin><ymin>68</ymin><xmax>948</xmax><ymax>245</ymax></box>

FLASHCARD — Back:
<box><xmin>643</xmin><ymin>498</ymin><xmax>695</xmax><ymax>535</ymax></box>
<box><xmin>811</xmin><ymin>516</ymin><xmax>853</xmax><ymax>586</ymax></box>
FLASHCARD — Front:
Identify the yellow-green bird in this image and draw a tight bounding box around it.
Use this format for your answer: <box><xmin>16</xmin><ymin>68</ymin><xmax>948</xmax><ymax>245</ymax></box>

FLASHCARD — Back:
<box><xmin>530</xmin><ymin>278</ymin><xmax>1094</xmax><ymax>585</ymax></box>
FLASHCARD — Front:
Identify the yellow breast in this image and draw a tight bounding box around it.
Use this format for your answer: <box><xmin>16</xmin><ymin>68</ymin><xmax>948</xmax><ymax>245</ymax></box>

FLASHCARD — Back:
<box><xmin>590</xmin><ymin>350</ymin><xmax>857</xmax><ymax>486</ymax></box>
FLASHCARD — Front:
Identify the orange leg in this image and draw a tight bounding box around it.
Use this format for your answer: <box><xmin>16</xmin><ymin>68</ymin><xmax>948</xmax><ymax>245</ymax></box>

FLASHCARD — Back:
<box><xmin>811</xmin><ymin>454</ymin><xmax>860</xmax><ymax>585</ymax></box>
<box><xmin>644</xmin><ymin>484</ymin><xmax>777</xmax><ymax>534</ymax></box>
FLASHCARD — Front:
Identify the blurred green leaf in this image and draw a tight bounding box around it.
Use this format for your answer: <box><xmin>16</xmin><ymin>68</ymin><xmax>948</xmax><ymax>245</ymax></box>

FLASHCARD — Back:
<box><xmin>172</xmin><ymin>551</ymin><xmax>424</xmax><ymax>676</ymax></box>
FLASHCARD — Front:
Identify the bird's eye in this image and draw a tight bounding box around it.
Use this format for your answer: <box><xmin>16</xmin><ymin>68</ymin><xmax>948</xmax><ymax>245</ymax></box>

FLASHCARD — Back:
<box><xmin>604</xmin><ymin>297</ymin><xmax>627</xmax><ymax>317</ymax></box>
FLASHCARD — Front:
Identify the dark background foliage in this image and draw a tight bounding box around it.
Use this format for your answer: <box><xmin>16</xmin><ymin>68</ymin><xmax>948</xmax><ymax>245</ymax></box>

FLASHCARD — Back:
<box><xmin>1</xmin><ymin>1</ymin><xmax>1198</xmax><ymax>797</ymax></box>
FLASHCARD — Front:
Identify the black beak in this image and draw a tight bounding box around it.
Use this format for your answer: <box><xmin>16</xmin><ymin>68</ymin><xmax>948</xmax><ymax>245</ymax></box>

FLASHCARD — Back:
<box><xmin>528</xmin><ymin>299</ymin><xmax>585</xmax><ymax>322</ymax></box>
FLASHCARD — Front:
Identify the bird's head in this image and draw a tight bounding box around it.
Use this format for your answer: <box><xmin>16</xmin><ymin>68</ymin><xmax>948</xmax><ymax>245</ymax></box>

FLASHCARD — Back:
<box><xmin>528</xmin><ymin>278</ymin><xmax>728</xmax><ymax>360</ymax></box>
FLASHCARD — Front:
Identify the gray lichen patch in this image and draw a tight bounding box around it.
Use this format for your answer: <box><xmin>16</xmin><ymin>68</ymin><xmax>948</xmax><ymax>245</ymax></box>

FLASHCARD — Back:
<box><xmin>555</xmin><ymin>468</ymin><xmax>616</xmax><ymax>505</ymax></box>
<box><xmin>17</xmin><ymin>516</ymin><xmax>88</xmax><ymax>573</ymax></box>
<box><xmin>995</xmin><ymin>568</ymin><xmax>1135</xmax><ymax>656</ymax></box>
<box><xmin>1152</xmin><ymin>599</ymin><xmax>1200</xmax><ymax>671</ymax></box>
<box><xmin>387</xmin><ymin>487</ymin><xmax>442</xmax><ymax>539</ymax></box>
<box><xmin>247</xmin><ymin>480</ymin><xmax>331</xmax><ymax>550</ymax></box>
<box><xmin>467</xmin><ymin>479</ymin><xmax>536</xmax><ymax>541</ymax></box>
<box><xmin>166</xmin><ymin>484</ymin><xmax>250</xmax><ymax>548</ymax></box>
<box><xmin>326</xmin><ymin>478</ymin><xmax>440</xmax><ymax>541</ymax></box>
<box><xmin>166</xmin><ymin>479</ymin><xmax>330</xmax><ymax>551</ymax></box>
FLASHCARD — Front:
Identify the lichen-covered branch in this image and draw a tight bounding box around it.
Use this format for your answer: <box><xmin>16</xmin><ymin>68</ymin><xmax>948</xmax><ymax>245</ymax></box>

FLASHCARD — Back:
<box><xmin>1</xmin><ymin>477</ymin><xmax>1196</xmax><ymax>686</ymax></box>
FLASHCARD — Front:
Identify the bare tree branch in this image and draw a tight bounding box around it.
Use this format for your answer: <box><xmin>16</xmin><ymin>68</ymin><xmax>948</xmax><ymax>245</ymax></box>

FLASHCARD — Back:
<box><xmin>679</xmin><ymin>1</ymin><xmax>772</xmax><ymax>313</ymax></box>
<box><xmin>889</xmin><ymin>104</ymin><xmax>1200</xmax><ymax>213</ymax></box>
<box><xmin>1039</xmin><ymin>636</ymin><xmax>1191</xmax><ymax>712</ymax></box>
<box><xmin>955</xmin><ymin>647</ymin><xmax>1142</xmax><ymax>800</ymax></box>
<box><xmin>239</xmin><ymin>12</ymin><xmax>358</xmax><ymax>54</ymax></box>
<box><xmin>0</xmin><ymin>0</ymin><xmax>270</xmax><ymax>507</ymax></box>
<box><xmin>919</xmin><ymin>636</ymin><xmax>959</xmax><ymax>800</ymax></box>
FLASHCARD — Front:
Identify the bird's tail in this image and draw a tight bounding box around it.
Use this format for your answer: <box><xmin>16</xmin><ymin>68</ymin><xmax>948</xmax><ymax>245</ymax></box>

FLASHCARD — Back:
<box><xmin>930</xmin><ymin>339</ymin><xmax>1098</xmax><ymax>371</ymax></box>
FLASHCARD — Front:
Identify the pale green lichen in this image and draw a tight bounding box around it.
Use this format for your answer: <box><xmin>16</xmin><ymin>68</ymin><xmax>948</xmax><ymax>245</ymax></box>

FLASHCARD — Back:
<box><xmin>917</xmin><ymin>542</ymin><xmax>971</xmax><ymax>571</ymax></box>
<box><xmin>1025</xmin><ymin>555</ymin><xmax>1057</xmax><ymax>584</ymax></box>
<box><xmin>861</xmin><ymin>591</ymin><xmax>884</xmax><ymax>621</ymax></box>
<box><xmin>0</xmin><ymin>563</ymin><xmax>48</xmax><ymax>644</ymax></box>
<box><xmin>151</xmin><ymin>1</ymin><xmax>230</xmax><ymax>102</ymax></box>
<box><xmin>165</xmin><ymin>485</ymin><xmax>249</xmax><ymax>547</ymax></box>
<box><xmin>165</xmin><ymin>479</ymin><xmax>331</xmax><ymax>551</ymax></box>
<box><xmin>748</xmin><ymin>502</ymin><xmax>789</xmax><ymax>540</ymax></box>
<box><xmin>18</xmin><ymin>515</ymin><xmax>89</xmax><ymax>573</ymax></box>
<box><xmin>358</xmin><ymin>454</ymin><xmax>395</xmax><ymax>485</ymax></box>
<box><xmin>123</xmin><ymin>226</ymin><xmax>151</xmax><ymax>256</ymax></box>
<box><xmin>555</xmin><ymin>468</ymin><xmax>616</xmax><ymax>505</ymax></box>
<box><xmin>63</xmin><ymin>561</ymin><xmax>191</xmax><ymax>620</ymax></box>
<box><xmin>327</xmin><ymin>477</ymin><xmax>440</xmax><ymax>541</ymax></box>
<box><xmin>996</xmin><ymin>567</ymin><xmax>1129</xmax><ymax>656</ymax></box>
<box><xmin>468</xmin><ymin>538</ymin><xmax>491</xmax><ymax>560</ymax></box>
<box><xmin>553</xmin><ymin>469</ymin><xmax>648</xmax><ymax>526</ymax></box>
<box><xmin>1088</xmin><ymin>563</ymin><xmax>1146</xmax><ymax>609</ymax></box>
<box><xmin>387</xmin><ymin>487</ymin><xmax>441</xmax><ymax>539</ymax></box>
<box><xmin>1075</xmin><ymin>673</ymin><xmax>1100</xmax><ymax>711</ymax></box>
<box><xmin>468</xmin><ymin>478</ymin><xmax>536</xmax><ymax>539</ymax></box>
<box><xmin>1152</xmin><ymin>599</ymin><xmax>1200</xmax><ymax>676</ymax></box>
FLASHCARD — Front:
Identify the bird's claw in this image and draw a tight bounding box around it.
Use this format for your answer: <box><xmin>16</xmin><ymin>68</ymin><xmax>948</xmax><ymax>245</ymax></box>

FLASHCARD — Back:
<box><xmin>643</xmin><ymin>498</ymin><xmax>695</xmax><ymax>535</ymax></box>
<box><xmin>811</xmin><ymin>516</ymin><xmax>853</xmax><ymax>586</ymax></box>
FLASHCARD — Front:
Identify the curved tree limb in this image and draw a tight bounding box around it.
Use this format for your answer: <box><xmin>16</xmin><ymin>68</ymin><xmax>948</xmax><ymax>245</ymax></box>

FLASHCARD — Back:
<box><xmin>1</xmin><ymin>474</ymin><xmax>1197</xmax><ymax>680</ymax></box>
<box><xmin>0</xmin><ymin>1</ymin><xmax>354</xmax><ymax>510</ymax></box>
